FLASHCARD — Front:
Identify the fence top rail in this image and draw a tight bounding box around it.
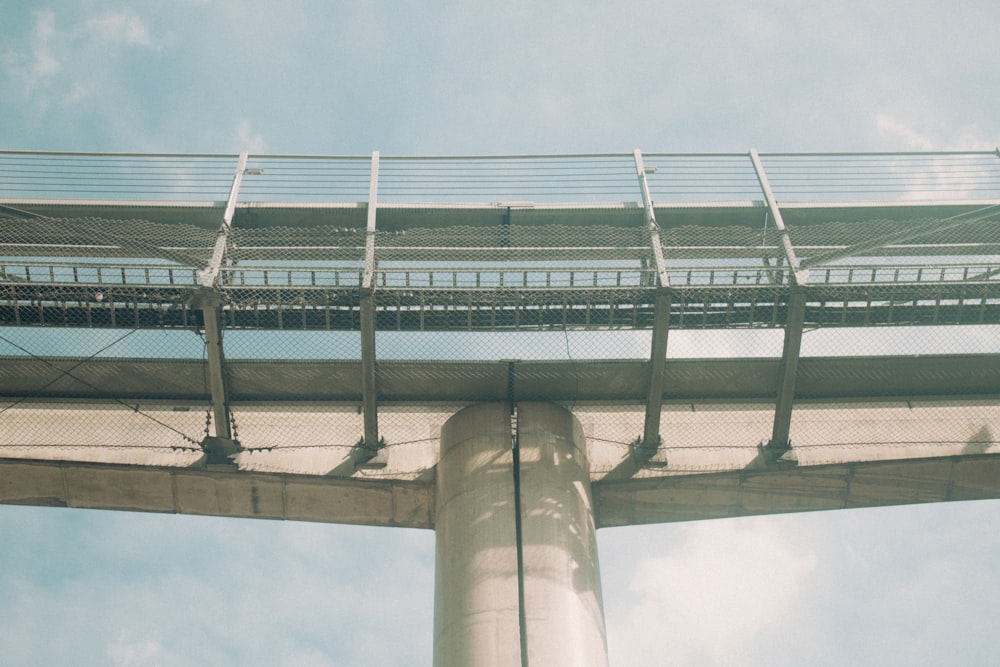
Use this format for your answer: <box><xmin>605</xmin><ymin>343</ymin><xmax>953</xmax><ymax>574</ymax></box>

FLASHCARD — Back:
<box><xmin>2</xmin><ymin>149</ymin><xmax>996</xmax><ymax>158</ymax></box>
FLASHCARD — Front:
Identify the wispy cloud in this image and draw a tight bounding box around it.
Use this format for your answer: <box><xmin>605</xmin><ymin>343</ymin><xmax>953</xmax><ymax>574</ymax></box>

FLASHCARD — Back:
<box><xmin>107</xmin><ymin>631</ymin><xmax>162</xmax><ymax>667</ymax></box>
<box><xmin>875</xmin><ymin>112</ymin><xmax>999</xmax><ymax>152</ymax></box>
<box><xmin>3</xmin><ymin>8</ymin><xmax>157</xmax><ymax>104</ymax></box>
<box><xmin>607</xmin><ymin>518</ymin><xmax>816</xmax><ymax>665</ymax></box>
<box><xmin>2</xmin><ymin>9</ymin><xmax>61</xmax><ymax>95</ymax></box>
<box><xmin>236</xmin><ymin>120</ymin><xmax>267</xmax><ymax>153</ymax></box>
<box><xmin>85</xmin><ymin>10</ymin><xmax>156</xmax><ymax>48</ymax></box>
<box><xmin>875</xmin><ymin>113</ymin><xmax>936</xmax><ymax>150</ymax></box>
<box><xmin>28</xmin><ymin>10</ymin><xmax>61</xmax><ymax>78</ymax></box>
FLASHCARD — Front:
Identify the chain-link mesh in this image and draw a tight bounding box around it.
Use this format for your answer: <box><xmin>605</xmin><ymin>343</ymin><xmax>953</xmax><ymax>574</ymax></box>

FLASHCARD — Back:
<box><xmin>2</xmin><ymin>150</ymin><xmax>998</xmax><ymax>482</ymax></box>
<box><xmin>0</xmin><ymin>401</ymin><xmax>206</xmax><ymax>465</ymax></box>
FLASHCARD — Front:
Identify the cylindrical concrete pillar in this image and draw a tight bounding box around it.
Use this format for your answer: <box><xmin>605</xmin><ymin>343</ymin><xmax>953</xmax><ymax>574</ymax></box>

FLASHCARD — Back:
<box><xmin>435</xmin><ymin>402</ymin><xmax>521</xmax><ymax>667</ymax></box>
<box><xmin>517</xmin><ymin>402</ymin><xmax>608</xmax><ymax>666</ymax></box>
<box><xmin>434</xmin><ymin>402</ymin><xmax>608</xmax><ymax>667</ymax></box>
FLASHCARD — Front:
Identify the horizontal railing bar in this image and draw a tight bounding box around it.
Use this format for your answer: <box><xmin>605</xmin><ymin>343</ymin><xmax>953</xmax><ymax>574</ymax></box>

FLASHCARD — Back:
<box><xmin>2</xmin><ymin>150</ymin><xmax>994</xmax><ymax>161</ymax></box>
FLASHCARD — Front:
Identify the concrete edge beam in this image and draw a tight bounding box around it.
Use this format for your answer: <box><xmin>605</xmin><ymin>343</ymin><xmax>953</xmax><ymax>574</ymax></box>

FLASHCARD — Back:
<box><xmin>0</xmin><ymin>458</ymin><xmax>434</xmax><ymax>529</ymax></box>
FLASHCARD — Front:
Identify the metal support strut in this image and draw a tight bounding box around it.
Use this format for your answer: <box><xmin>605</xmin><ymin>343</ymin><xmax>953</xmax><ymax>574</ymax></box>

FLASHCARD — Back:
<box><xmin>195</xmin><ymin>151</ymin><xmax>249</xmax><ymax>465</ymax></box>
<box><xmin>356</xmin><ymin>151</ymin><xmax>386</xmax><ymax>468</ymax></box>
<box><xmin>634</xmin><ymin>149</ymin><xmax>670</xmax><ymax>467</ymax></box>
<box><xmin>750</xmin><ymin>149</ymin><xmax>805</xmax><ymax>463</ymax></box>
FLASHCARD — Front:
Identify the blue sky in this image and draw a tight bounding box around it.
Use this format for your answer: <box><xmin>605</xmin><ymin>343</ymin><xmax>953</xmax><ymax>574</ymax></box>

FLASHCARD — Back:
<box><xmin>2</xmin><ymin>2</ymin><xmax>1000</xmax><ymax>665</ymax></box>
<box><xmin>3</xmin><ymin>0</ymin><xmax>998</xmax><ymax>155</ymax></box>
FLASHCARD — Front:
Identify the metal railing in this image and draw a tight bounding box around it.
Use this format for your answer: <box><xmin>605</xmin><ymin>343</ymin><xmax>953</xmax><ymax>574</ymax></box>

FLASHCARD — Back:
<box><xmin>3</xmin><ymin>149</ymin><xmax>998</xmax><ymax>204</ymax></box>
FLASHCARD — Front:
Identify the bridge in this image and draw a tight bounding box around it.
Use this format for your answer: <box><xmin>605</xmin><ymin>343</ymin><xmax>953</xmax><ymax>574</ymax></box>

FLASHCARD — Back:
<box><xmin>2</xmin><ymin>149</ymin><xmax>999</xmax><ymax>666</ymax></box>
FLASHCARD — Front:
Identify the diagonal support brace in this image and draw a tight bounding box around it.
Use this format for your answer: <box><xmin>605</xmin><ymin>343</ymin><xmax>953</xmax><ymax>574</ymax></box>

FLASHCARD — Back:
<box><xmin>200</xmin><ymin>151</ymin><xmax>248</xmax><ymax>288</ymax></box>
<box><xmin>749</xmin><ymin>149</ymin><xmax>808</xmax><ymax>287</ymax></box>
<box><xmin>192</xmin><ymin>152</ymin><xmax>251</xmax><ymax>464</ymax></box>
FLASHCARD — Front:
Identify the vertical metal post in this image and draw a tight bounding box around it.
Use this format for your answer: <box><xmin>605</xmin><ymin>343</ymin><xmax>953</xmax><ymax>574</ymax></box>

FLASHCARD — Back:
<box><xmin>642</xmin><ymin>292</ymin><xmax>671</xmax><ymax>455</ymax></box>
<box><xmin>770</xmin><ymin>290</ymin><xmax>805</xmax><ymax>456</ymax></box>
<box><xmin>749</xmin><ymin>149</ymin><xmax>806</xmax><ymax>459</ymax></box>
<box><xmin>196</xmin><ymin>152</ymin><xmax>248</xmax><ymax>460</ymax></box>
<box><xmin>634</xmin><ymin>150</ymin><xmax>670</xmax><ymax>462</ymax></box>
<box><xmin>201</xmin><ymin>298</ymin><xmax>231</xmax><ymax>441</ymax></box>
<box><xmin>358</xmin><ymin>151</ymin><xmax>383</xmax><ymax>465</ymax></box>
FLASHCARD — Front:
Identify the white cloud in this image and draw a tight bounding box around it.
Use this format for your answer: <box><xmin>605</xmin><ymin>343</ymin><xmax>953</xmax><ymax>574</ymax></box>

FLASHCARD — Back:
<box><xmin>875</xmin><ymin>113</ymin><xmax>936</xmax><ymax>151</ymax></box>
<box><xmin>875</xmin><ymin>112</ymin><xmax>999</xmax><ymax>152</ymax></box>
<box><xmin>29</xmin><ymin>10</ymin><xmax>61</xmax><ymax>78</ymax></box>
<box><xmin>236</xmin><ymin>120</ymin><xmax>267</xmax><ymax>153</ymax></box>
<box><xmin>607</xmin><ymin>518</ymin><xmax>816</xmax><ymax>665</ymax></box>
<box><xmin>107</xmin><ymin>632</ymin><xmax>163</xmax><ymax>667</ymax></box>
<box><xmin>4</xmin><ymin>8</ymin><xmax>157</xmax><ymax>108</ymax></box>
<box><xmin>85</xmin><ymin>11</ymin><xmax>155</xmax><ymax>48</ymax></box>
<box><xmin>2</xmin><ymin>10</ymin><xmax>61</xmax><ymax>95</ymax></box>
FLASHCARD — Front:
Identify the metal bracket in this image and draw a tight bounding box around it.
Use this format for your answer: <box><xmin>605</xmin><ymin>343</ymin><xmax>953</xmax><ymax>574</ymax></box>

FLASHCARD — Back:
<box><xmin>187</xmin><ymin>285</ymin><xmax>223</xmax><ymax>310</ymax></box>
<box><xmin>200</xmin><ymin>435</ymin><xmax>240</xmax><ymax>468</ymax></box>
<box><xmin>353</xmin><ymin>437</ymin><xmax>388</xmax><ymax>470</ymax></box>
<box><xmin>631</xmin><ymin>436</ymin><xmax>668</xmax><ymax>468</ymax></box>
<box><xmin>756</xmin><ymin>440</ymin><xmax>798</xmax><ymax>468</ymax></box>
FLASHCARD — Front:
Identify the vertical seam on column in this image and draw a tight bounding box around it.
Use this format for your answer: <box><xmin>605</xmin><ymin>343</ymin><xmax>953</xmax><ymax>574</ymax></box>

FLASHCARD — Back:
<box><xmin>511</xmin><ymin>406</ymin><xmax>530</xmax><ymax>667</ymax></box>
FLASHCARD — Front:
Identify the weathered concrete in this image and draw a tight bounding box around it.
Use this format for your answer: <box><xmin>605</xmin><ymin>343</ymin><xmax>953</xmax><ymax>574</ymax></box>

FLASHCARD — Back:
<box><xmin>594</xmin><ymin>454</ymin><xmax>1000</xmax><ymax>527</ymax></box>
<box><xmin>517</xmin><ymin>402</ymin><xmax>608</xmax><ymax>667</ymax></box>
<box><xmin>434</xmin><ymin>402</ymin><xmax>521</xmax><ymax>667</ymax></box>
<box><xmin>433</xmin><ymin>402</ymin><xmax>608</xmax><ymax>667</ymax></box>
<box><xmin>0</xmin><ymin>459</ymin><xmax>434</xmax><ymax>528</ymax></box>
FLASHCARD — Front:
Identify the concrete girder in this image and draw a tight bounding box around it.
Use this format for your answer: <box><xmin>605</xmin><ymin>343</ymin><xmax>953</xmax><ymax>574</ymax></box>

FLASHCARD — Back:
<box><xmin>3</xmin><ymin>448</ymin><xmax>1000</xmax><ymax>531</ymax></box>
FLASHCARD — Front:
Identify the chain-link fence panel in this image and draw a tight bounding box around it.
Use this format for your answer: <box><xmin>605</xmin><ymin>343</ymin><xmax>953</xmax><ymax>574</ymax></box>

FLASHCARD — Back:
<box><xmin>0</xmin><ymin>401</ymin><xmax>206</xmax><ymax>466</ymax></box>
<box><xmin>789</xmin><ymin>399</ymin><xmax>1000</xmax><ymax>466</ymax></box>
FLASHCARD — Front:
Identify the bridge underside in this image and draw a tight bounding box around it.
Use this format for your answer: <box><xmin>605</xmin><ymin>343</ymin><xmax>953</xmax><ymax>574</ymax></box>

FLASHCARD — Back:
<box><xmin>2</xmin><ymin>149</ymin><xmax>1000</xmax><ymax>530</ymax></box>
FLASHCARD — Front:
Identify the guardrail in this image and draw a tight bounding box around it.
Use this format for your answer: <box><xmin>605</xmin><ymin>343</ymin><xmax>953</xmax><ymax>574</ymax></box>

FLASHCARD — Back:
<box><xmin>3</xmin><ymin>149</ymin><xmax>998</xmax><ymax>204</ymax></box>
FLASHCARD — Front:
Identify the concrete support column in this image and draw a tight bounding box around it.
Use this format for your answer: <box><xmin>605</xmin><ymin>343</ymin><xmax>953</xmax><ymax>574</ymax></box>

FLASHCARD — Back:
<box><xmin>434</xmin><ymin>402</ymin><xmax>608</xmax><ymax>667</ymax></box>
<box><xmin>435</xmin><ymin>402</ymin><xmax>520</xmax><ymax>666</ymax></box>
<box><xmin>517</xmin><ymin>402</ymin><xmax>608</xmax><ymax>666</ymax></box>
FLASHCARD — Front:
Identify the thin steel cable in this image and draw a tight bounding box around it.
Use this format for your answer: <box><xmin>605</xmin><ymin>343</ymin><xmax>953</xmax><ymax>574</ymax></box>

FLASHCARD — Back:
<box><xmin>0</xmin><ymin>329</ymin><xmax>140</xmax><ymax>415</ymax></box>
<box><xmin>0</xmin><ymin>330</ymin><xmax>203</xmax><ymax>445</ymax></box>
